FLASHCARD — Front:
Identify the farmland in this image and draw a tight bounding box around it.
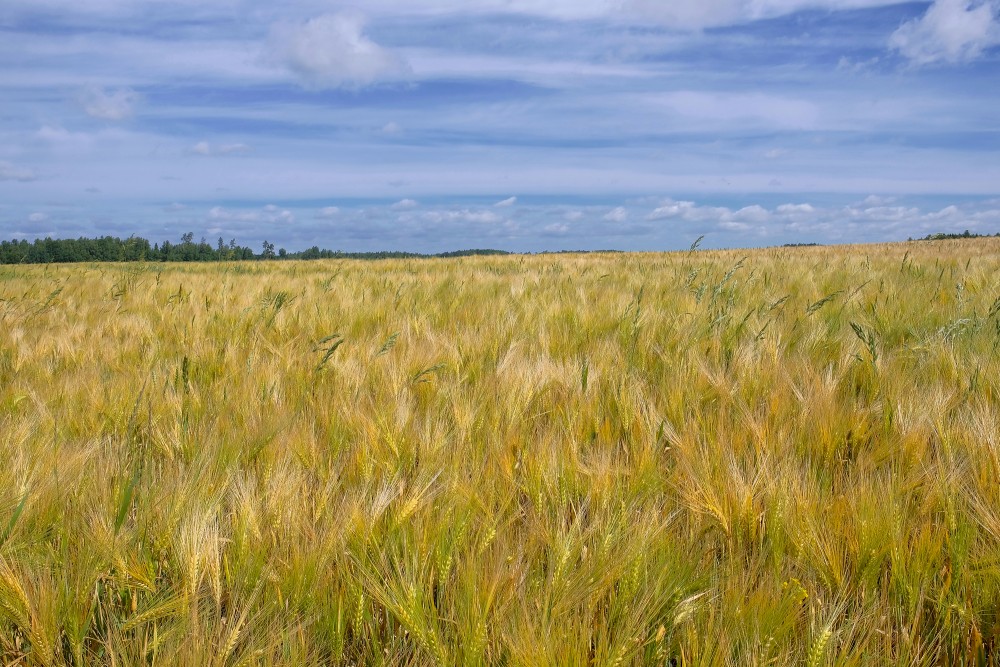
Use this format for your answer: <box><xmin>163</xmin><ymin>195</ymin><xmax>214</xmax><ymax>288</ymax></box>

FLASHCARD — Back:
<box><xmin>1</xmin><ymin>240</ymin><xmax>999</xmax><ymax>665</ymax></box>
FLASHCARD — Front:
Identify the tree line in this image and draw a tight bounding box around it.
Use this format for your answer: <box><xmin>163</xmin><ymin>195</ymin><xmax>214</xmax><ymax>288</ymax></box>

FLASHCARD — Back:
<box><xmin>0</xmin><ymin>233</ymin><xmax>511</xmax><ymax>265</ymax></box>
<box><xmin>914</xmin><ymin>230</ymin><xmax>1000</xmax><ymax>241</ymax></box>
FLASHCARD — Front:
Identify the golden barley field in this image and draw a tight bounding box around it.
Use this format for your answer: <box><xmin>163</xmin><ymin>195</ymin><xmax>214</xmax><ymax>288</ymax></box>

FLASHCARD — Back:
<box><xmin>1</xmin><ymin>240</ymin><xmax>999</xmax><ymax>666</ymax></box>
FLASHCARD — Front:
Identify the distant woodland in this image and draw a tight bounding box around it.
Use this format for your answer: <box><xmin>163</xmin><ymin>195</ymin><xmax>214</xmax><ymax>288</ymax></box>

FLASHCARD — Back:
<box><xmin>0</xmin><ymin>233</ymin><xmax>510</xmax><ymax>264</ymax></box>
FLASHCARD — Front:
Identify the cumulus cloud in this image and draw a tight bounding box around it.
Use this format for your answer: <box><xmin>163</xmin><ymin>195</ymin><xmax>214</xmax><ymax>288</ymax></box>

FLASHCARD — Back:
<box><xmin>36</xmin><ymin>125</ymin><xmax>95</xmax><ymax>150</ymax></box>
<box><xmin>733</xmin><ymin>205</ymin><xmax>770</xmax><ymax>223</ymax></box>
<box><xmin>421</xmin><ymin>209</ymin><xmax>503</xmax><ymax>224</ymax></box>
<box><xmin>0</xmin><ymin>161</ymin><xmax>36</xmax><ymax>182</ymax></box>
<box><xmin>163</xmin><ymin>202</ymin><xmax>187</xmax><ymax>212</ymax></box>
<box><xmin>646</xmin><ymin>198</ymin><xmax>784</xmax><ymax>233</ymax></box>
<box><xmin>209</xmin><ymin>206</ymin><xmax>258</xmax><ymax>222</ymax></box>
<box><xmin>890</xmin><ymin>0</ymin><xmax>1000</xmax><ymax>65</ymax></box>
<box><xmin>266</xmin><ymin>12</ymin><xmax>409</xmax><ymax>89</ymax></box>
<box><xmin>924</xmin><ymin>204</ymin><xmax>963</xmax><ymax>220</ymax></box>
<box><xmin>860</xmin><ymin>195</ymin><xmax>897</xmax><ymax>206</ymax></box>
<box><xmin>191</xmin><ymin>141</ymin><xmax>251</xmax><ymax>156</ymax></box>
<box><xmin>78</xmin><ymin>85</ymin><xmax>139</xmax><ymax>121</ymax></box>
<box><xmin>647</xmin><ymin>200</ymin><xmax>706</xmax><ymax>221</ymax></box>
<box><xmin>391</xmin><ymin>198</ymin><xmax>419</xmax><ymax>210</ymax></box>
<box><xmin>543</xmin><ymin>222</ymin><xmax>570</xmax><ymax>235</ymax></box>
<box><xmin>850</xmin><ymin>205</ymin><xmax>921</xmax><ymax>221</ymax></box>
<box><xmin>317</xmin><ymin>206</ymin><xmax>341</xmax><ymax>218</ymax></box>
<box><xmin>28</xmin><ymin>212</ymin><xmax>48</xmax><ymax>222</ymax></box>
<box><xmin>776</xmin><ymin>203</ymin><xmax>815</xmax><ymax>214</ymax></box>
<box><xmin>604</xmin><ymin>206</ymin><xmax>629</xmax><ymax>222</ymax></box>
<box><xmin>494</xmin><ymin>196</ymin><xmax>518</xmax><ymax>207</ymax></box>
<box><xmin>270</xmin><ymin>209</ymin><xmax>296</xmax><ymax>224</ymax></box>
<box><xmin>635</xmin><ymin>196</ymin><xmax>1000</xmax><ymax>243</ymax></box>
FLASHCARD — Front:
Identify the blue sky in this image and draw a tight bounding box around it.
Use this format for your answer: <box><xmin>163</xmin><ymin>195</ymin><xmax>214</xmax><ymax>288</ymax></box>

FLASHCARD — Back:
<box><xmin>1</xmin><ymin>0</ymin><xmax>999</xmax><ymax>252</ymax></box>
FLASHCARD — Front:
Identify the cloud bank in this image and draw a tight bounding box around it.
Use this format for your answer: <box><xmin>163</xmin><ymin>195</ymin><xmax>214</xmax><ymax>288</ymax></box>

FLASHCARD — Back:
<box><xmin>890</xmin><ymin>0</ymin><xmax>1000</xmax><ymax>64</ymax></box>
<box><xmin>0</xmin><ymin>161</ymin><xmax>37</xmax><ymax>182</ymax></box>
<box><xmin>78</xmin><ymin>85</ymin><xmax>140</xmax><ymax>120</ymax></box>
<box><xmin>266</xmin><ymin>12</ymin><xmax>410</xmax><ymax>89</ymax></box>
<box><xmin>5</xmin><ymin>195</ymin><xmax>999</xmax><ymax>252</ymax></box>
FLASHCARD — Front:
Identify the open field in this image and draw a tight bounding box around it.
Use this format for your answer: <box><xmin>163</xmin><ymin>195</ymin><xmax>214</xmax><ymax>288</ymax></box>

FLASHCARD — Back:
<box><xmin>1</xmin><ymin>240</ymin><xmax>1000</xmax><ymax>666</ymax></box>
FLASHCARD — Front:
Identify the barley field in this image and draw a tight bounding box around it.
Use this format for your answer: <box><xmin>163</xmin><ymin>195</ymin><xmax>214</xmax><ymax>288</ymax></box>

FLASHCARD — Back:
<box><xmin>1</xmin><ymin>240</ymin><xmax>999</xmax><ymax>666</ymax></box>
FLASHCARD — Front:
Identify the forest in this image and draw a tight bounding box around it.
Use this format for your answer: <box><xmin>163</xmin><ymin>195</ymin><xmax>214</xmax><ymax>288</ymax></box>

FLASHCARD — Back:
<box><xmin>0</xmin><ymin>233</ymin><xmax>511</xmax><ymax>264</ymax></box>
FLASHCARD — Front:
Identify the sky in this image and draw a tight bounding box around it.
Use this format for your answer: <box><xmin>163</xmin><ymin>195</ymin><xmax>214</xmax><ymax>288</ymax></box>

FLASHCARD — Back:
<box><xmin>1</xmin><ymin>0</ymin><xmax>999</xmax><ymax>253</ymax></box>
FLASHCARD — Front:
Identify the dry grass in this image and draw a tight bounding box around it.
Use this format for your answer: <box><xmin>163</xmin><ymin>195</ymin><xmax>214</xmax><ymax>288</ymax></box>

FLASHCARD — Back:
<box><xmin>1</xmin><ymin>239</ymin><xmax>999</xmax><ymax>665</ymax></box>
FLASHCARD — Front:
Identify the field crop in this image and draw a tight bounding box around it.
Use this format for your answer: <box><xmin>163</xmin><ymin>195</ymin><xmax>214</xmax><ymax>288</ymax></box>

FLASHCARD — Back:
<box><xmin>1</xmin><ymin>240</ymin><xmax>999</xmax><ymax>665</ymax></box>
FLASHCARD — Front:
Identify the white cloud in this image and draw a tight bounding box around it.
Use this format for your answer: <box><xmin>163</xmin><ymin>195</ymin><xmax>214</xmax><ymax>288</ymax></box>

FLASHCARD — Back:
<box><xmin>0</xmin><ymin>161</ymin><xmax>36</xmax><ymax>182</ymax></box>
<box><xmin>28</xmin><ymin>212</ymin><xmax>48</xmax><ymax>222</ymax></box>
<box><xmin>381</xmin><ymin>122</ymin><xmax>403</xmax><ymax>135</ymax></box>
<box><xmin>421</xmin><ymin>209</ymin><xmax>503</xmax><ymax>224</ymax></box>
<box><xmin>733</xmin><ymin>205</ymin><xmax>770</xmax><ymax>223</ymax></box>
<box><xmin>635</xmin><ymin>197</ymin><xmax>1000</xmax><ymax>241</ymax></box>
<box><xmin>925</xmin><ymin>204</ymin><xmax>963</xmax><ymax>220</ymax></box>
<box><xmin>164</xmin><ymin>202</ymin><xmax>187</xmax><ymax>212</ymax></box>
<box><xmin>391</xmin><ymin>198</ymin><xmax>419</xmax><ymax>210</ymax></box>
<box><xmin>266</xmin><ymin>12</ymin><xmax>409</xmax><ymax>89</ymax></box>
<box><xmin>78</xmin><ymin>85</ymin><xmax>139</xmax><ymax>120</ymax></box>
<box><xmin>852</xmin><ymin>205</ymin><xmax>921</xmax><ymax>221</ymax></box>
<box><xmin>860</xmin><ymin>195</ymin><xmax>896</xmax><ymax>206</ymax></box>
<box><xmin>647</xmin><ymin>200</ymin><xmax>700</xmax><ymax>220</ymax></box>
<box><xmin>37</xmin><ymin>125</ymin><xmax>95</xmax><ymax>149</ymax></box>
<box><xmin>890</xmin><ymin>0</ymin><xmax>1000</xmax><ymax>65</ymax></box>
<box><xmin>776</xmin><ymin>203</ymin><xmax>815</xmax><ymax>214</ymax></box>
<box><xmin>544</xmin><ymin>222</ymin><xmax>570</xmax><ymax>234</ymax></box>
<box><xmin>494</xmin><ymin>196</ymin><xmax>517</xmax><ymax>207</ymax></box>
<box><xmin>564</xmin><ymin>210</ymin><xmax>584</xmax><ymax>221</ymax></box>
<box><xmin>317</xmin><ymin>206</ymin><xmax>341</xmax><ymax>218</ymax></box>
<box><xmin>604</xmin><ymin>206</ymin><xmax>628</xmax><ymax>222</ymax></box>
<box><xmin>191</xmin><ymin>141</ymin><xmax>251</xmax><ymax>156</ymax></box>
<box><xmin>209</xmin><ymin>206</ymin><xmax>257</xmax><ymax>222</ymax></box>
<box><xmin>647</xmin><ymin>198</ymin><xmax>776</xmax><ymax>231</ymax></box>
